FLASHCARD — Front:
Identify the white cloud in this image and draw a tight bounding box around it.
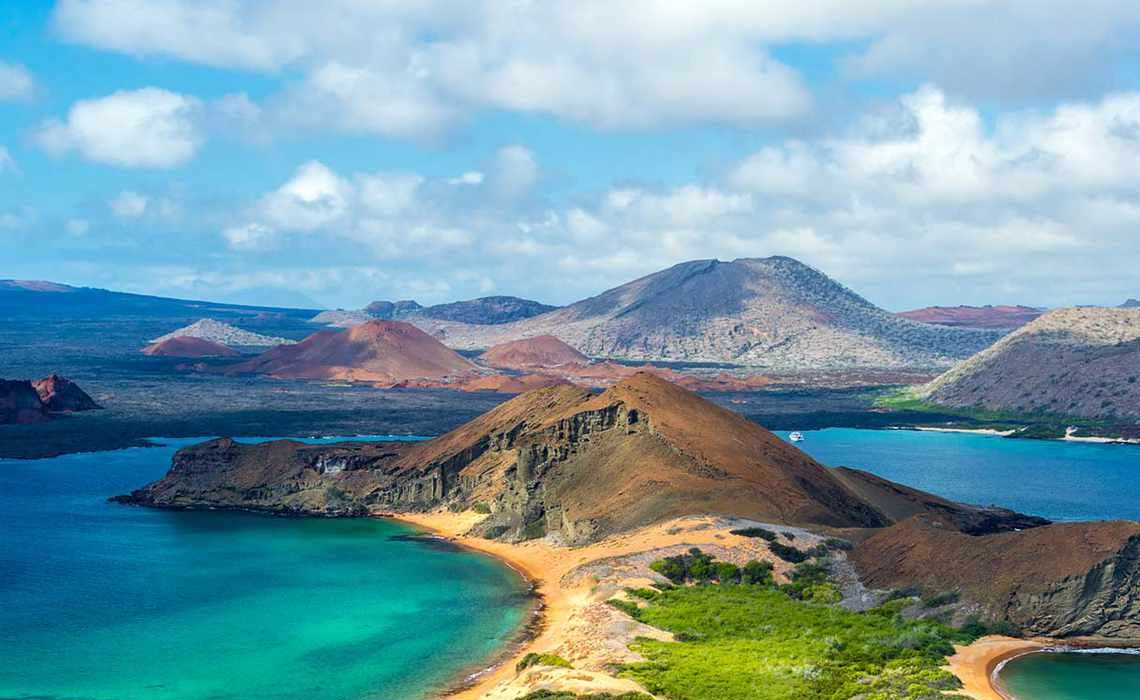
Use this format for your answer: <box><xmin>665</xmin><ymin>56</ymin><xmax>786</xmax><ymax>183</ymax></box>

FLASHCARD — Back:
<box><xmin>0</xmin><ymin>62</ymin><xmax>35</xmax><ymax>101</ymax></box>
<box><xmin>35</xmin><ymin>88</ymin><xmax>203</xmax><ymax>168</ymax></box>
<box><xmin>449</xmin><ymin>171</ymin><xmax>484</xmax><ymax>185</ymax></box>
<box><xmin>109</xmin><ymin>190</ymin><xmax>148</xmax><ymax>217</ymax></box>
<box><xmin>223</xmin><ymin>223</ymin><xmax>275</xmax><ymax>251</ymax></box>
<box><xmin>259</xmin><ymin>161</ymin><xmax>352</xmax><ymax>232</ymax></box>
<box><xmin>65</xmin><ymin>218</ymin><xmax>90</xmax><ymax>236</ymax></box>
<box><xmin>0</xmin><ymin>146</ymin><xmax>15</xmax><ymax>173</ymax></box>
<box><xmin>488</xmin><ymin>145</ymin><xmax>538</xmax><ymax>199</ymax></box>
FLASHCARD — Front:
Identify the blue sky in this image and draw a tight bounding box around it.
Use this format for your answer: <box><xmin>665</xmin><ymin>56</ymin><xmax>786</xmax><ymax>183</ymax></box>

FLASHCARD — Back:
<box><xmin>3</xmin><ymin>1</ymin><xmax>1140</xmax><ymax>310</ymax></box>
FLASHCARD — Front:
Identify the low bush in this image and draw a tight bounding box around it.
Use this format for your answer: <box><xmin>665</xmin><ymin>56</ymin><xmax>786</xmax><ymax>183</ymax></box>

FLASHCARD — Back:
<box><xmin>768</xmin><ymin>541</ymin><xmax>808</xmax><ymax>563</ymax></box>
<box><xmin>517</xmin><ymin>653</ymin><xmax>572</xmax><ymax>672</ymax></box>
<box><xmin>729</xmin><ymin>527</ymin><xmax>779</xmax><ymax>541</ymax></box>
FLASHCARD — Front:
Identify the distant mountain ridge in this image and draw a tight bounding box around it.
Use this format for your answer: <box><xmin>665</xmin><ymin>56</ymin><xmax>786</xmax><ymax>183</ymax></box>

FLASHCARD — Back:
<box><xmin>896</xmin><ymin>304</ymin><xmax>1043</xmax><ymax>330</ymax></box>
<box><xmin>411</xmin><ymin>257</ymin><xmax>1002</xmax><ymax>370</ymax></box>
<box><xmin>921</xmin><ymin>307</ymin><xmax>1140</xmax><ymax>419</ymax></box>
<box><xmin>151</xmin><ymin>319</ymin><xmax>293</xmax><ymax>347</ymax></box>
<box><xmin>1122</xmin><ymin>299</ymin><xmax>1140</xmax><ymax>309</ymax></box>
<box><xmin>310</xmin><ymin>295</ymin><xmax>557</xmax><ymax>328</ymax></box>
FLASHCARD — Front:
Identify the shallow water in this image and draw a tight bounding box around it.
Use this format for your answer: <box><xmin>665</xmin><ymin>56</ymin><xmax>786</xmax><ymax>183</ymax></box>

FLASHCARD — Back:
<box><xmin>998</xmin><ymin>651</ymin><xmax>1140</xmax><ymax>700</ymax></box>
<box><xmin>778</xmin><ymin>428</ymin><xmax>1140</xmax><ymax>521</ymax></box>
<box><xmin>0</xmin><ymin>437</ymin><xmax>530</xmax><ymax>700</ymax></box>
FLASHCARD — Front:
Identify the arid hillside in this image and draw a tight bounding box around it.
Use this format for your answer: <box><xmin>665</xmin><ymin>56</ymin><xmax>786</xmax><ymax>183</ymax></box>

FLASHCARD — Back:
<box><xmin>921</xmin><ymin>307</ymin><xmax>1140</xmax><ymax>419</ymax></box>
<box><xmin>229</xmin><ymin>319</ymin><xmax>479</xmax><ymax>383</ymax></box>
<box><xmin>413</xmin><ymin>257</ymin><xmax>1000</xmax><ymax>370</ymax></box>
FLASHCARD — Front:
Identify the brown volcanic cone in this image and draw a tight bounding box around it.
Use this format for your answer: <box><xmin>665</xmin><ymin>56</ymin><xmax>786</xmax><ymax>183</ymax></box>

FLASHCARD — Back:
<box><xmin>389</xmin><ymin>371</ymin><xmax>889</xmax><ymax>542</ymax></box>
<box><xmin>230</xmin><ymin>319</ymin><xmax>478</xmax><ymax>382</ymax></box>
<box><xmin>143</xmin><ymin>336</ymin><xmax>240</xmax><ymax>358</ymax></box>
<box><xmin>478</xmin><ymin>335</ymin><xmax>588</xmax><ymax>369</ymax></box>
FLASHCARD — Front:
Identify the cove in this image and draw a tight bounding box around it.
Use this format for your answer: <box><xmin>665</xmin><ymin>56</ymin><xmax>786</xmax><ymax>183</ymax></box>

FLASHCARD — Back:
<box><xmin>998</xmin><ymin>651</ymin><xmax>1140</xmax><ymax>700</ymax></box>
<box><xmin>0</xmin><ymin>437</ymin><xmax>530</xmax><ymax>700</ymax></box>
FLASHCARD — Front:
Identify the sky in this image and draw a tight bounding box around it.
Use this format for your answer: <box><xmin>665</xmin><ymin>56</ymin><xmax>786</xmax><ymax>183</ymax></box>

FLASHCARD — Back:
<box><xmin>2</xmin><ymin>1</ymin><xmax>1140</xmax><ymax>311</ymax></box>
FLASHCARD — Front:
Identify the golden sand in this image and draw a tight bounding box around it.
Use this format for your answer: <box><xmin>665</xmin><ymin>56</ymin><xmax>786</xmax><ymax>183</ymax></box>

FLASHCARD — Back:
<box><xmin>945</xmin><ymin>636</ymin><xmax>1046</xmax><ymax>700</ymax></box>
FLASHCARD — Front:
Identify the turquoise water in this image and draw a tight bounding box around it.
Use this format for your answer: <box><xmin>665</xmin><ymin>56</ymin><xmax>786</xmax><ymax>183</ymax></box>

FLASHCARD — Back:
<box><xmin>0</xmin><ymin>437</ymin><xmax>530</xmax><ymax>700</ymax></box>
<box><xmin>778</xmin><ymin>428</ymin><xmax>1140</xmax><ymax>522</ymax></box>
<box><xmin>999</xmin><ymin>652</ymin><xmax>1140</xmax><ymax>699</ymax></box>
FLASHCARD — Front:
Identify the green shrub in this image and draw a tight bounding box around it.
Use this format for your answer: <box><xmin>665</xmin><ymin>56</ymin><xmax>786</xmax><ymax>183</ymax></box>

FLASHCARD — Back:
<box><xmin>517</xmin><ymin>652</ymin><xmax>573</xmax><ymax>672</ymax></box>
<box><xmin>472</xmin><ymin>501</ymin><xmax>492</xmax><ymax>514</ymax></box>
<box><xmin>713</xmin><ymin>561</ymin><xmax>741</xmax><ymax>584</ymax></box>
<box><xmin>730</xmin><ymin>527</ymin><xmax>779</xmax><ymax>541</ymax></box>
<box><xmin>607</xmin><ymin>598</ymin><xmax>642</xmax><ymax>620</ymax></box>
<box><xmin>741</xmin><ymin>560</ymin><xmax>774</xmax><ymax>586</ymax></box>
<box><xmin>768</xmin><ymin>541</ymin><xmax>808</xmax><ymax>563</ymax></box>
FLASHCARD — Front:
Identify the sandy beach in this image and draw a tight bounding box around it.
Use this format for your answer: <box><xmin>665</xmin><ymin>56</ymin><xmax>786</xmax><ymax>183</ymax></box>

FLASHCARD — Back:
<box><xmin>386</xmin><ymin>510</ymin><xmax>800</xmax><ymax>700</ymax></box>
<box><xmin>946</xmin><ymin>636</ymin><xmax>1047</xmax><ymax>700</ymax></box>
<box><xmin>909</xmin><ymin>426</ymin><xmax>1017</xmax><ymax>437</ymax></box>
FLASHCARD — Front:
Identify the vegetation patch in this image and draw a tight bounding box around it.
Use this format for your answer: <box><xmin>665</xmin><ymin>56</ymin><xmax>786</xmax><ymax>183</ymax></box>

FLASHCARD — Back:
<box><xmin>729</xmin><ymin>526</ymin><xmax>779</xmax><ymax>541</ymax></box>
<box><xmin>649</xmin><ymin>548</ymin><xmax>773</xmax><ymax>586</ymax></box>
<box><xmin>768</xmin><ymin>541</ymin><xmax>808</xmax><ymax>563</ymax></box>
<box><xmin>517</xmin><ymin>652</ymin><xmax>573</xmax><ymax>672</ymax></box>
<box><xmin>616</xmin><ymin>584</ymin><xmax>974</xmax><ymax>700</ymax></box>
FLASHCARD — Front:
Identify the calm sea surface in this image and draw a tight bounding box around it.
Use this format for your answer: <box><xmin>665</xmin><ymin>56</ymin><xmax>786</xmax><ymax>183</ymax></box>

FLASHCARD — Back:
<box><xmin>778</xmin><ymin>428</ymin><xmax>1140</xmax><ymax>522</ymax></box>
<box><xmin>0</xmin><ymin>436</ymin><xmax>529</xmax><ymax>700</ymax></box>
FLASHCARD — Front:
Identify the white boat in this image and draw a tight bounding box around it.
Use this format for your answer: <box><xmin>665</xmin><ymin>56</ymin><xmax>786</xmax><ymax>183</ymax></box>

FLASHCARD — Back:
<box><xmin>789</xmin><ymin>431</ymin><xmax>805</xmax><ymax>442</ymax></box>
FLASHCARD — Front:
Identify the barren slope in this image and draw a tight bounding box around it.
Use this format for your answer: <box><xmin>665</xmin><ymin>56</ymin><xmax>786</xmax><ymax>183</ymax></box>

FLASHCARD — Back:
<box><xmin>230</xmin><ymin>319</ymin><xmax>479</xmax><ymax>382</ymax></box>
<box><xmin>922</xmin><ymin>307</ymin><xmax>1140</xmax><ymax>419</ymax></box>
<box><xmin>414</xmin><ymin>257</ymin><xmax>1000</xmax><ymax>370</ymax></box>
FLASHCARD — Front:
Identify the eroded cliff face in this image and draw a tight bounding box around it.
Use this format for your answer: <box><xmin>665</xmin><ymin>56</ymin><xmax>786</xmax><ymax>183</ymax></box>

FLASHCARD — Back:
<box><xmin>1005</xmin><ymin>535</ymin><xmax>1140</xmax><ymax>637</ymax></box>
<box><xmin>850</xmin><ymin>515</ymin><xmax>1140</xmax><ymax>638</ymax></box>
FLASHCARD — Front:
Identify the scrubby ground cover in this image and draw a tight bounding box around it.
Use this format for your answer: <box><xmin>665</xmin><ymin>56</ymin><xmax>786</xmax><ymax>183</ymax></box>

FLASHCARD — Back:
<box><xmin>613</xmin><ymin>551</ymin><xmax>973</xmax><ymax>700</ymax></box>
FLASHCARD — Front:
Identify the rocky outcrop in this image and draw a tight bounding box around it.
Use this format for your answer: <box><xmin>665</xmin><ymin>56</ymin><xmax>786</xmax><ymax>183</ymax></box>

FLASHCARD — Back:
<box><xmin>2</xmin><ymin>375</ymin><xmax>99</xmax><ymax>423</ymax></box>
<box><xmin>1</xmin><ymin>380</ymin><xmax>49</xmax><ymax>424</ymax></box>
<box><xmin>851</xmin><ymin>514</ymin><xmax>1140</xmax><ymax>638</ymax></box>
<box><xmin>922</xmin><ymin>307</ymin><xmax>1140</xmax><ymax>419</ymax></box>
<box><xmin>896</xmin><ymin>305</ymin><xmax>1042</xmax><ymax>330</ymax></box>
<box><xmin>112</xmin><ymin>438</ymin><xmax>411</xmax><ymax>515</ymax></box>
<box><xmin>411</xmin><ymin>257</ymin><xmax>1002</xmax><ymax>370</ymax></box>
<box><xmin>142</xmin><ymin>336</ymin><xmax>240</xmax><ymax>358</ymax></box>
<box><xmin>32</xmin><ymin>374</ymin><xmax>101</xmax><ymax>412</ymax></box>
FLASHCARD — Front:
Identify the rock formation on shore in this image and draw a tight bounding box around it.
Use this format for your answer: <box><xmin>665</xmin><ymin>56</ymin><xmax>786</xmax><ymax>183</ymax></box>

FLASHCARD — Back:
<box><xmin>851</xmin><ymin>515</ymin><xmax>1140</xmax><ymax>637</ymax></box>
<box><xmin>2</xmin><ymin>375</ymin><xmax>100</xmax><ymax>423</ymax></box>
<box><xmin>411</xmin><ymin>257</ymin><xmax>1001</xmax><ymax>370</ymax></box>
<box><xmin>142</xmin><ymin>336</ymin><xmax>240</xmax><ymax>358</ymax></box>
<box><xmin>229</xmin><ymin>319</ymin><xmax>480</xmax><ymax>383</ymax></box>
<box><xmin>921</xmin><ymin>307</ymin><xmax>1140</xmax><ymax>419</ymax></box>
<box><xmin>31</xmin><ymin>374</ymin><xmax>101</xmax><ymax>412</ymax></box>
<box><xmin>896</xmin><ymin>305</ymin><xmax>1042</xmax><ymax>330</ymax></box>
<box><xmin>1</xmin><ymin>380</ymin><xmax>50</xmax><ymax>424</ymax></box>
<box><xmin>151</xmin><ymin>318</ymin><xmax>292</xmax><ymax>347</ymax></box>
